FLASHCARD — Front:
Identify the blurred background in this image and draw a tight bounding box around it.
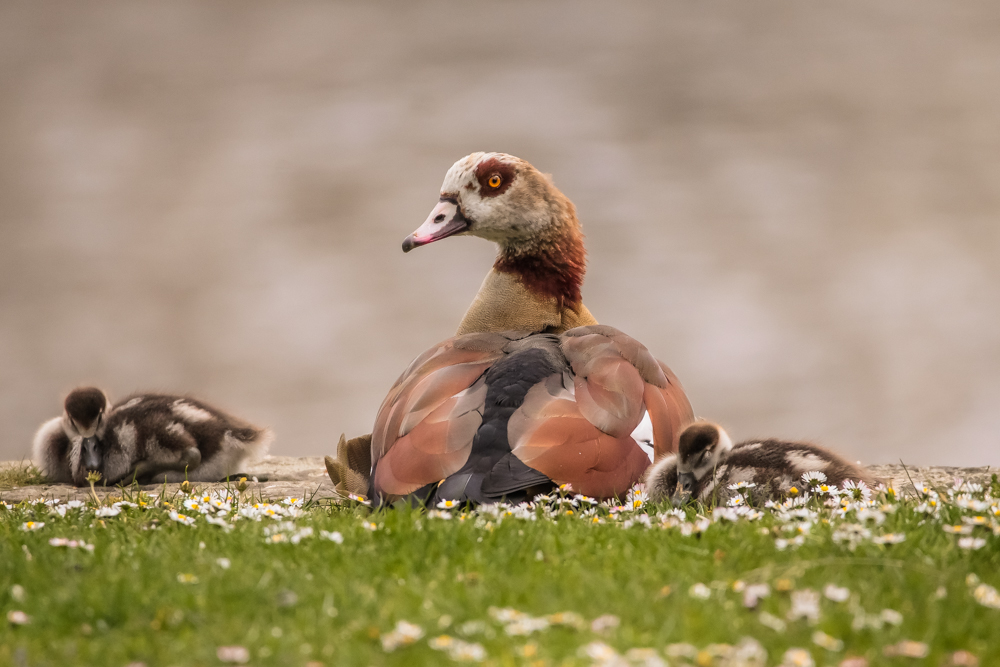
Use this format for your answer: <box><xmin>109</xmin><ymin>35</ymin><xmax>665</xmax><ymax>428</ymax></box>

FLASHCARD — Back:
<box><xmin>2</xmin><ymin>1</ymin><xmax>998</xmax><ymax>466</ymax></box>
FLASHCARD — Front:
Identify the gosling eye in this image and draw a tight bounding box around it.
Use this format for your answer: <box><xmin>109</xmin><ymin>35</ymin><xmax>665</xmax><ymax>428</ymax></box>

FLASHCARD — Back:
<box><xmin>488</xmin><ymin>174</ymin><xmax>502</xmax><ymax>188</ymax></box>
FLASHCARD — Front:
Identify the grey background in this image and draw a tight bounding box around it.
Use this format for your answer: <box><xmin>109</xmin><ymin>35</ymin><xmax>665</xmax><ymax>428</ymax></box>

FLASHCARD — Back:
<box><xmin>2</xmin><ymin>1</ymin><xmax>998</xmax><ymax>466</ymax></box>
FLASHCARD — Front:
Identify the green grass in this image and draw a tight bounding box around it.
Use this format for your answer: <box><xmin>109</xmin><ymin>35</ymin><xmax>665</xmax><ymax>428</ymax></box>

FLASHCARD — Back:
<box><xmin>0</xmin><ymin>462</ymin><xmax>46</xmax><ymax>489</ymax></box>
<box><xmin>1</xmin><ymin>481</ymin><xmax>999</xmax><ymax>667</ymax></box>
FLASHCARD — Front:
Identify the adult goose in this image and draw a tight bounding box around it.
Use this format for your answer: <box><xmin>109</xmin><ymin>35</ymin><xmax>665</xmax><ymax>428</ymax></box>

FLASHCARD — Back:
<box><xmin>367</xmin><ymin>152</ymin><xmax>694</xmax><ymax>505</ymax></box>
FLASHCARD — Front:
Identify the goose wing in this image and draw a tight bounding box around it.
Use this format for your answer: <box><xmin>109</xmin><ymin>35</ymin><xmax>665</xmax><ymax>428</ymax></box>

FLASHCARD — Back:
<box><xmin>370</xmin><ymin>333</ymin><xmax>507</xmax><ymax>498</ymax></box>
<box><xmin>371</xmin><ymin>327</ymin><xmax>694</xmax><ymax>502</ymax></box>
<box><xmin>506</xmin><ymin>326</ymin><xmax>694</xmax><ymax>497</ymax></box>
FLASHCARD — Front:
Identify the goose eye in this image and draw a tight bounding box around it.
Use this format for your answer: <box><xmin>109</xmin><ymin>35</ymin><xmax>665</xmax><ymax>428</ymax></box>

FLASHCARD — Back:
<box><xmin>488</xmin><ymin>174</ymin><xmax>502</xmax><ymax>188</ymax></box>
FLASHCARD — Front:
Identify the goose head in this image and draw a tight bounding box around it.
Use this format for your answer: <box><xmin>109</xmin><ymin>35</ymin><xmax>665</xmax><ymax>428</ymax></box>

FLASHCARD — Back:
<box><xmin>674</xmin><ymin>421</ymin><xmax>733</xmax><ymax>502</ymax></box>
<box><xmin>404</xmin><ymin>152</ymin><xmax>574</xmax><ymax>252</ymax></box>
<box><xmin>62</xmin><ymin>387</ymin><xmax>109</xmax><ymax>473</ymax></box>
<box><xmin>403</xmin><ymin>153</ymin><xmax>587</xmax><ymax>305</ymax></box>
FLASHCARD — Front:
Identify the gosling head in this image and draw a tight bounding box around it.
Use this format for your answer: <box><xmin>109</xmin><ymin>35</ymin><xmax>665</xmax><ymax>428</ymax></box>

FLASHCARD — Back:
<box><xmin>63</xmin><ymin>387</ymin><xmax>109</xmax><ymax>473</ymax></box>
<box><xmin>403</xmin><ymin>152</ymin><xmax>576</xmax><ymax>253</ymax></box>
<box><xmin>674</xmin><ymin>421</ymin><xmax>734</xmax><ymax>503</ymax></box>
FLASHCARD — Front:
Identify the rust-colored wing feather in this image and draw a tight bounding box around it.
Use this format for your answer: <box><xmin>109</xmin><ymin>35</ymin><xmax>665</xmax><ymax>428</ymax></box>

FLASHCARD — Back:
<box><xmin>504</xmin><ymin>326</ymin><xmax>691</xmax><ymax>498</ymax></box>
<box><xmin>644</xmin><ymin>360</ymin><xmax>695</xmax><ymax>460</ymax></box>
<box><xmin>562</xmin><ymin>326</ymin><xmax>693</xmax><ymax>458</ymax></box>
<box><xmin>507</xmin><ymin>378</ymin><xmax>651</xmax><ymax>497</ymax></box>
<box><xmin>371</xmin><ymin>337</ymin><xmax>504</xmax><ymax>498</ymax></box>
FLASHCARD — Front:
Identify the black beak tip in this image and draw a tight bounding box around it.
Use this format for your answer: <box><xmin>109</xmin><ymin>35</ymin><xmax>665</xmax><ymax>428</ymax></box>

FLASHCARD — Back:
<box><xmin>402</xmin><ymin>236</ymin><xmax>416</xmax><ymax>253</ymax></box>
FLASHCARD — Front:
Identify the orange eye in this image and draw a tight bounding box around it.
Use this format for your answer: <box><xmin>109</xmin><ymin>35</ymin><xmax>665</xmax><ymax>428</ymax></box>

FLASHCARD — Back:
<box><xmin>488</xmin><ymin>174</ymin><xmax>502</xmax><ymax>188</ymax></box>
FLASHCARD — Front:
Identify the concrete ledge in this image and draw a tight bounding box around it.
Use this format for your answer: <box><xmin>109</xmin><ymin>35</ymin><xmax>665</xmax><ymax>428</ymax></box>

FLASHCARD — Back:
<box><xmin>0</xmin><ymin>456</ymin><xmax>335</xmax><ymax>503</ymax></box>
<box><xmin>0</xmin><ymin>459</ymin><xmax>993</xmax><ymax>503</ymax></box>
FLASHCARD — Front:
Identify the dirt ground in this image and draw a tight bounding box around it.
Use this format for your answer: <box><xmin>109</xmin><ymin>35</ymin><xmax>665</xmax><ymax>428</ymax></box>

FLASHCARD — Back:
<box><xmin>0</xmin><ymin>459</ymin><xmax>991</xmax><ymax>504</ymax></box>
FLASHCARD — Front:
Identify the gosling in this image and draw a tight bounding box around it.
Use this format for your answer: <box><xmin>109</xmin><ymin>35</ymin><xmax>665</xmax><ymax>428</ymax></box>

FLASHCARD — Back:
<box><xmin>646</xmin><ymin>421</ymin><xmax>876</xmax><ymax>505</ymax></box>
<box><xmin>33</xmin><ymin>387</ymin><xmax>273</xmax><ymax>486</ymax></box>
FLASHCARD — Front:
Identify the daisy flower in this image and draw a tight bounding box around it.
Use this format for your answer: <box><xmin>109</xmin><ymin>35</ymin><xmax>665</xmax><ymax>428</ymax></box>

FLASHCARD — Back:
<box><xmin>20</xmin><ymin>522</ymin><xmax>44</xmax><ymax>532</ymax></box>
<box><xmin>801</xmin><ymin>471</ymin><xmax>827</xmax><ymax>486</ymax></box>
<box><xmin>973</xmin><ymin>583</ymin><xmax>1000</xmax><ymax>609</ymax></box>
<box><xmin>841</xmin><ymin>480</ymin><xmax>871</xmax><ymax>501</ymax></box>
<box><xmin>48</xmin><ymin>538</ymin><xmax>94</xmax><ymax>551</ymax></box>
<box><xmin>758</xmin><ymin>612</ymin><xmax>787</xmax><ymax>632</ymax></box>
<box><xmin>743</xmin><ymin>583</ymin><xmax>771</xmax><ymax>608</ymax></box>
<box><xmin>626</xmin><ymin>487</ymin><xmax>649</xmax><ymax>509</ymax></box>
<box><xmin>380</xmin><ymin>620</ymin><xmax>424</xmax><ymax>651</ymax></box>
<box><xmin>182</xmin><ymin>499</ymin><xmax>206</xmax><ymax>513</ymax></box>
<box><xmin>205</xmin><ymin>514</ymin><xmax>233</xmax><ymax>532</ymax></box>
<box><xmin>580</xmin><ymin>642</ymin><xmax>618</xmax><ymax>662</ymax></box>
<box><xmin>320</xmin><ymin>530</ymin><xmax>344</xmax><ymax>544</ymax></box>
<box><xmin>689</xmin><ymin>583</ymin><xmax>711</xmax><ymax>599</ymax></box>
<box><xmin>883</xmin><ymin>641</ymin><xmax>929</xmax><ymax>658</ymax></box>
<box><xmin>168</xmin><ymin>511</ymin><xmax>196</xmax><ymax>526</ymax></box>
<box><xmin>216</xmin><ymin>646</ymin><xmax>250</xmax><ymax>663</ymax></box>
<box><xmin>489</xmin><ymin>607</ymin><xmax>526</xmax><ymax>623</ymax></box>
<box><xmin>428</xmin><ymin>635</ymin><xmax>455</xmax><ymax>650</ymax></box>
<box><xmin>958</xmin><ymin>537</ymin><xmax>987</xmax><ymax>550</ymax></box>
<box><xmin>590</xmin><ymin>614</ymin><xmax>620</xmax><ymax>633</ymax></box>
<box><xmin>436</xmin><ymin>499</ymin><xmax>460</xmax><ymax>510</ymax></box>
<box><xmin>780</xmin><ymin>648</ymin><xmax>815</xmax><ymax>667</ymax></box>
<box><xmin>504</xmin><ymin>617</ymin><xmax>549</xmax><ymax>636</ymax></box>
<box><xmin>788</xmin><ymin>589</ymin><xmax>821</xmax><ymax>623</ymax></box>
<box><xmin>547</xmin><ymin>611</ymin><xmax>586</xmax><ymax>629</ymax></box>
<box><xmin>823</xmin><ymin>584</ymin><xmax>850</xmax><ymax>602</ymax></box>
<box><xmin>811</xmin><ymin>631</ymin><xmax>843</xmax><ymax>651</ymax></box>
<box><xmin>963</xmin><ymin>516</ymin><xmax>989</xmax><ymax>526</ymax></box>
<box><xmin>6</xmin><ymin>610</ymin><xmax>30</xmax><ymax>625</ymax></box>
<box><xmin>880</xmin><ymin>609</ymin><xmax>903</xmax><ymax>625</ymax></box>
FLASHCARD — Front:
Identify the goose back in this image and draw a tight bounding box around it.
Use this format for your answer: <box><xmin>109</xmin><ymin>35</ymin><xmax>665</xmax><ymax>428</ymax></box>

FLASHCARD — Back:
<box><xmin>371</xmin><ymin>325</ymin><xmax>693</xmax><ymax>504</ymax></box>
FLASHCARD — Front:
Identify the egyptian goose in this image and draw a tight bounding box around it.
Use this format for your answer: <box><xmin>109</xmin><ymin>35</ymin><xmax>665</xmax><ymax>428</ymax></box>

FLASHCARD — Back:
<box><xmin>32</xmin><ymin>388</ymin><xmax>273</xmax><ymax>486</ymax></box>
<box><xmin>646</xmin><ymin>421</ymin><xmax>876</xmax><ymax>505</ymax></box>
<box><xmin>368</xmin><ymin>152</ymin><xmax>694</xmax><ymax>505</ymax></box>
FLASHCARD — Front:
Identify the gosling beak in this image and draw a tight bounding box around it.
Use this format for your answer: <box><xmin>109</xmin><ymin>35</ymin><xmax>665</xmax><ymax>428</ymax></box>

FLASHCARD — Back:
<box><xmin>402</xmin><ymin>198</ymin><xmax>470</xmax><ymax>252</ymax></box>
<box><xmin>672</xmin><ymin>471</ymin><xmax>696</xmax><ymax>504</ymax></box>
<box><xmin>82</xmin><ymin>436</ymin><xmax>101</xmax><ymax>472</ymax></box>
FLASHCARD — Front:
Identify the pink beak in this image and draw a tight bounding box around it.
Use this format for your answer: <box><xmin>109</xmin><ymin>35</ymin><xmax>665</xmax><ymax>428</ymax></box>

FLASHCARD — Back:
<box><xmin>402</xmin><ymin>199</ymin><xmax>470</xmax><ymax>253</ymax></box>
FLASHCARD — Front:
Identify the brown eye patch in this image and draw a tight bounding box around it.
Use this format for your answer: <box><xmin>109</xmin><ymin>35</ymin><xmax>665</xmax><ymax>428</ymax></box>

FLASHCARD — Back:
<box><xmin>474</xmin><ymin>158</ymin><xmax>516</xmax><ymax>198</ymax></box>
